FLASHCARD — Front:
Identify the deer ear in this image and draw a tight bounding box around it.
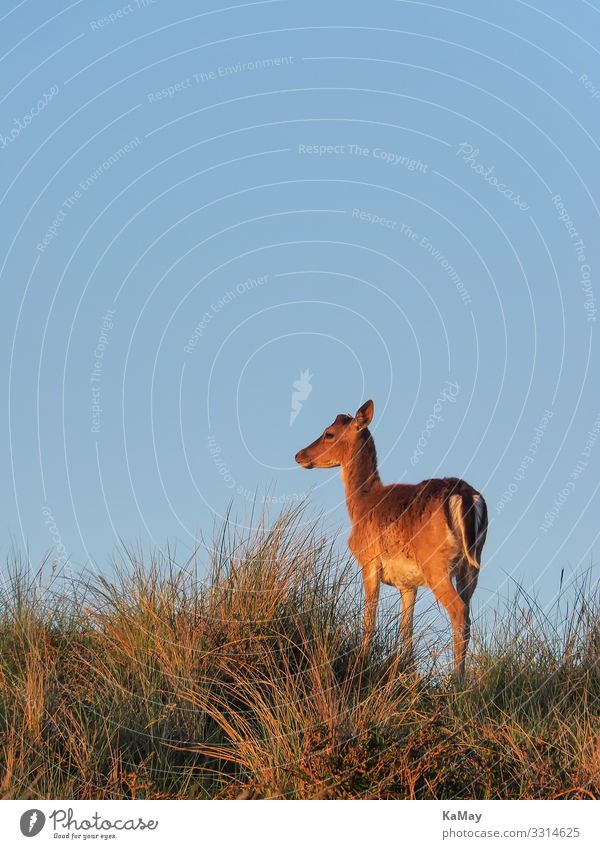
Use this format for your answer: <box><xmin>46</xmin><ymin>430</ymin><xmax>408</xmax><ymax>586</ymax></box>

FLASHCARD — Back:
<box><xmin>354</xmin><ymin>400</ymin><xmax>374</xmax><ymax>430</ymax></box>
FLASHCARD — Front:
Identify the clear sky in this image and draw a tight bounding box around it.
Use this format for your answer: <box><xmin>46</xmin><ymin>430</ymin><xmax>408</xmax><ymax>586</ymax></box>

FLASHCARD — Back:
<box><xmin>1</xmin><ymin>0</ymin><xmax>599</xmax><ymax>616</ymax></box>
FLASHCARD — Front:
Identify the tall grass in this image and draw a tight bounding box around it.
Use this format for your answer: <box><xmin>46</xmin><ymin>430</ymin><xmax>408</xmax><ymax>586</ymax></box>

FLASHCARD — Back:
<box><xmin>0</xmin><ymin>506</ymin><xmax>598</xmax><ymax>799</ymax></box>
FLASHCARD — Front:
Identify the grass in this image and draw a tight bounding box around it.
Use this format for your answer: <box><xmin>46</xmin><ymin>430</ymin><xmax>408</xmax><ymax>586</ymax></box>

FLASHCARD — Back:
<box><xmin>0</xmin><ymin>504</ymin><xmax>598</xmax><ymax>799</ymax></box>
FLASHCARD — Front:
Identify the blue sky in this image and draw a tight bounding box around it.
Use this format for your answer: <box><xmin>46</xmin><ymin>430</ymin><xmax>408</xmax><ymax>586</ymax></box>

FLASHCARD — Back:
<box><xmin>1</xmin><ymin>0</ymin><xmax>599</xmax><ymax>615</ymax></box>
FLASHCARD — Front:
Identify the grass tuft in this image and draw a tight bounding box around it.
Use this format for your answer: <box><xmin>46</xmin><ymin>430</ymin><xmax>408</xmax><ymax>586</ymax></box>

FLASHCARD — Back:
<box><xmin>0</xmin><ymin>507</ymin><xmax>598</xmax><ymax>799</ymax></box>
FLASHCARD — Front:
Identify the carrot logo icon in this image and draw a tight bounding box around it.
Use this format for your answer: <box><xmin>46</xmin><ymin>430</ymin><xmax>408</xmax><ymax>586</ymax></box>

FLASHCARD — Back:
<box><xmin>289</xmin><ymin>369</ymin><xmax>313</xmax><ymax>425</ymax></box>
<box><xmin>20</xmin><ymin>809</ymin><xmax>45</xmax><ymax>837</ymax></box>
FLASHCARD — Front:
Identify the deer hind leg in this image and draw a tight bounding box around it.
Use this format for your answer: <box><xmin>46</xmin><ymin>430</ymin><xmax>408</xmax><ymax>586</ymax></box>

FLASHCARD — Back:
<box><xmin>456</xmin><ymin>563</ymin><xmax>479</xmax><ymax>661</ymax></box>
<box><xmin>361</xmin><ymin>562</ymin><xmax>380</xmax><ymax>651</ymax></box>
<box><xmin>399</xmin><ymin>587</ymin><xmax>417</xmax><ymax>662</ymax></box>
<box><xmin>427</xmin><ymin>565</ymin><xmax>469</xmax><ymax>677</ymax></box>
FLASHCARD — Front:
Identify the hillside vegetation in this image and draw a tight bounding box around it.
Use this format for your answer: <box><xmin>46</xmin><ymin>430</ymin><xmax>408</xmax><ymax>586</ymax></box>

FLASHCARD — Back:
<box><xmin>1</xmin><ymin>506</ymin><xmax>598</xmax><ymax>799</ymax></box>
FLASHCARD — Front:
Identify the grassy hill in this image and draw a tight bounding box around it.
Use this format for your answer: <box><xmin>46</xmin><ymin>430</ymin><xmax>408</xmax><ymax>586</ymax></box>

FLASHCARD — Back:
<box><xmin>1</xmin><ymin>506</ymin><xmax>598</xmax><ymax>799</ymax></box>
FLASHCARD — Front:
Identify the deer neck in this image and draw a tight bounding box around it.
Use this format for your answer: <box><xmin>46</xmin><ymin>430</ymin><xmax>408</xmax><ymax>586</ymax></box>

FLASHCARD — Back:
<box><xmin>341</xmin><ymin>432</ymin><xmax>382</xmax><ymax>522</ymax></box>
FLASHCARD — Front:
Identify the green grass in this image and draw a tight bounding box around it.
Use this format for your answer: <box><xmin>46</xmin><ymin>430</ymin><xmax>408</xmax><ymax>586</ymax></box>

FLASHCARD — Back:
<box><xmin>0</xmin><ymin>505</ymin><xmax>598</xmax><ymax>799</ymax></box>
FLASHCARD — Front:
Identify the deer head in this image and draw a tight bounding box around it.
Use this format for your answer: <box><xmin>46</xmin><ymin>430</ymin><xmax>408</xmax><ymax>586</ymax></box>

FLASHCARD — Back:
<box><xmin>294</xmin><ymin>400</ymin><xmax>374</xmax><ymax>469</ymax></box>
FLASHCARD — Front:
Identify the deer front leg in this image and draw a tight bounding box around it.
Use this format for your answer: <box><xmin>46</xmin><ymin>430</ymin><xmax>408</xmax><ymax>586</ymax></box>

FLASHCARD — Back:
<box><xmin>361</xmin><ymin>563</ymin><xmax>381</xmax><ymax>651</ymax></box>
<box><xmin>399</xmin><ymin>587</ymin><xmax>417</xmax><ymax>662</ymax></box>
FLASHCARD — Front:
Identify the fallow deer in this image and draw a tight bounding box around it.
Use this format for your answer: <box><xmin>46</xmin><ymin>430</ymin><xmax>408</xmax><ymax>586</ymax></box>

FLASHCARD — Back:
<box><xmin>295</xmin><ymin>400</ymin><xmax>487</xmax><ymax>676</ymax></box>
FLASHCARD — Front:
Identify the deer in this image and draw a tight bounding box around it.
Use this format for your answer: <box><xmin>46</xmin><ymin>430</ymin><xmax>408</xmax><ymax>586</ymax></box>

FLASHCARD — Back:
<box><xmin>295</xmin><ymin>400</ymin><xmax>487</xmax><ymax>677</ymax></box>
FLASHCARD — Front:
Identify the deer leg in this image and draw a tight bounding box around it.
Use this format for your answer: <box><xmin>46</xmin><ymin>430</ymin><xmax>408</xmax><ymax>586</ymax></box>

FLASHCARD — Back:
<box><xmin>361</xmin><ymin>564</ymin><xmax>380</xmax><ymax>651</ymax></box>
<box><xmin>456</xmin><ymin>563</ymin><xmax>479</xmax><ymax>657</ymax></box>
<box><xmin>429</xmin><ymin>572</ymin><xmax>469</xmax><ymax>677</ymax></box>
<box><xmin>399</xmin><ymin>587</ymin><xmax>417</xmax><ymax>662</ymax></box>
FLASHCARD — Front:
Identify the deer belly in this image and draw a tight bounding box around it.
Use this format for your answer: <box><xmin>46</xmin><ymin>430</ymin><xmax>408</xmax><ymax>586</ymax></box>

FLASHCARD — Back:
<box><xmin>381</xmin><ymin>555</ymin><xmax>425</xmax><ymax>588</ymax></box>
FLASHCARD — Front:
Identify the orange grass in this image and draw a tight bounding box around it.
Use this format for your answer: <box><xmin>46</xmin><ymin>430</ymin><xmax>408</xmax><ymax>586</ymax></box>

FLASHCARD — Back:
<box><xmin>0</xmin><ymin>506</ymin><xmax>598</xmax><ymax>799</ymax></box>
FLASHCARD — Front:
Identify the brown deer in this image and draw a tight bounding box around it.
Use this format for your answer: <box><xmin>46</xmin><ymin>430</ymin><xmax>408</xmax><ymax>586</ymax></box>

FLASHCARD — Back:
<box><xmin>295</xmin><ymin>400</ymin><xmax>487</xmax><ymax>676</ymax></box>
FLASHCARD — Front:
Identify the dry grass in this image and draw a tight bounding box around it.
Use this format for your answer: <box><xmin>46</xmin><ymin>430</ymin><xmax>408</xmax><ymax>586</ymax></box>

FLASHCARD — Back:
<box><xmin>0</xmin><ymin>505</ymin><xmax>598</xmax><ymax>799</ymax></box>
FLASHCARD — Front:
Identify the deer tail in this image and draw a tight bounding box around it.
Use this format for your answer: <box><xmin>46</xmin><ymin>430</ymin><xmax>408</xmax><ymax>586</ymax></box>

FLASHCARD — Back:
<box><xmin>449</xmin><ymin>489</ymin><xmax>488</xmax><ymax>570</ymax></box>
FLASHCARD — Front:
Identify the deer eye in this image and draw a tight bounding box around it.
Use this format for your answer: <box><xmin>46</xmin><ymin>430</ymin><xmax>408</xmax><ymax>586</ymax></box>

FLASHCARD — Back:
<box><xmin>323</xmin><ymin>432</ymin><xmax>335</xmax><ymax>440</ymax></box>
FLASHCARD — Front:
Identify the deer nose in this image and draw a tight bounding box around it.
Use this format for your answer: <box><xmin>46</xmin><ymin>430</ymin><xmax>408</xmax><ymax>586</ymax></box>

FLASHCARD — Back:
<box><xmin>295</xmin><ymin>450</ymin><xmax>313</xmax><ymax>469</ymax></box>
